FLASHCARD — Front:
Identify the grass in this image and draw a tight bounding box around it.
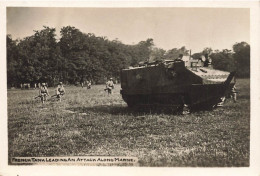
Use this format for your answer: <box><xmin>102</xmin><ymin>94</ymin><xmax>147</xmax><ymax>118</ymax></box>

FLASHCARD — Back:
<box><xmin>8</xmin><ymin>79</ymin><xmax>250</xmax><ymax>166</ymax></box>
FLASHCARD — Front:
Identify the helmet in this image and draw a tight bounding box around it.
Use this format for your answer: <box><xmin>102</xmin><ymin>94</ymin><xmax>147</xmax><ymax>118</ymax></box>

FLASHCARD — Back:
<box><xmin>59</xmin><ymin>82</ymin><xmax>63</xmax><ymax>85</ymax></box>
<box><xmin>110</xmin><ymin>78</ymin><xmax>113</xmax><ymax>80</ymax></box>
<box><xmin>42</xmin><ymin>83</ymin><xmax>46</xmax><ymax>86</ymax></box>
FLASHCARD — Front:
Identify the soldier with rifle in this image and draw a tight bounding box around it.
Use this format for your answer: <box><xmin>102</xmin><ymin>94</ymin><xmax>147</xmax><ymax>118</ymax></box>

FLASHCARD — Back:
<box><xmin>35</xmin><ymin>83</ymin><xmax>49</xmax><ymax>104</ymax></box>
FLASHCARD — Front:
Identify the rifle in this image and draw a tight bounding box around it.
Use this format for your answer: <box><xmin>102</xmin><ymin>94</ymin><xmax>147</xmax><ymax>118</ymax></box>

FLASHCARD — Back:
<box><xmin>34</xmin><ymin>95</ymin><xmax>41</xmax><ymax>99</ymax></box>
<box><xmin>34</xmin><ymin>94</ymin><xmax>49</xmax><ymax>99</ymax></box>
<box><xmin>51</xmin><ymin>92</ymin><xmax>65</xmax><ymax>98</ymax></box>
<box><xmin>104</xmin><ymin>87</ymin><xmax>113</xmax><ymax>92</ymax></box>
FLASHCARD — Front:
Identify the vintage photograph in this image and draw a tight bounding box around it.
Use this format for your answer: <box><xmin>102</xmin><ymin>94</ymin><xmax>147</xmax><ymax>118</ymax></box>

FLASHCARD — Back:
<box><xmin>6</xmin><ymin>7</ymin><xmax>250</xmax><ymax>167</ymax></box>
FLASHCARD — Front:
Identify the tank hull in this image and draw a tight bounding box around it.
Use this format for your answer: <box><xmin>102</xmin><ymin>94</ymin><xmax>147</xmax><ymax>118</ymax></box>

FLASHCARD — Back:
<box><xmin>121</xmin><ymin>83</ymin><xmax>234</xmax><ymax>108</ymax></box>
<box><xmin>120</xmin><ymin>60</ymin><xmax>235</xmax><ymax>109</ymax></box>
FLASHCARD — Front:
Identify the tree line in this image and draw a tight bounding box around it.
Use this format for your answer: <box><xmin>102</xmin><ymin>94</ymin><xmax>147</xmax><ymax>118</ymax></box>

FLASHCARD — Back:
<box><xmin>7</xmin><ymin>26</ymin><xmax>250</xmax><ymax>87</ymax></box>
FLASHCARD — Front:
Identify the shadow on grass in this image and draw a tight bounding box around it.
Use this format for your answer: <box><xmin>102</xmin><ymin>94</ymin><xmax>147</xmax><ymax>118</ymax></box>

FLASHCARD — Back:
<box><xmin>67</xmin><ymin>104</ymin><xmax>184</xmax><ymax>116</ymax></box>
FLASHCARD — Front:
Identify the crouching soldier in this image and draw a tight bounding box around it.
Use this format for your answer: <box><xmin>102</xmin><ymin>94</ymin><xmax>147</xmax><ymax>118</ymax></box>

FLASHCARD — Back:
<box><xmin>36</xmin><ymin>83</ymin><xmax>49</xmax><ymax>104</ymax></box>
<box><xmin>56</xmin><ymin>82</ymin><xmax>65</xmax><ymax>102</ymax></box>
<box><xmin>217</xmin><ymin>96</ymin><xmax>226</xmax><ymax>107</ymax></box>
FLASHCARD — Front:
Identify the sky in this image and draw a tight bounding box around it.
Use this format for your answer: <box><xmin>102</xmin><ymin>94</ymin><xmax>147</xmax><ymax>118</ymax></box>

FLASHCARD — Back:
<box><xmin>7</xmin><ymin>7</ymin><xmax>250</xmax><ymax>53</ymax></box>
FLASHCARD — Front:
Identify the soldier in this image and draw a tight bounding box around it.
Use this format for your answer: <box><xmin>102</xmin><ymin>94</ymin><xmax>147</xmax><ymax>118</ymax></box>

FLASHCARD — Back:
<box><xmin>37</xmin><ymin>83</ymin><xmax>49</xmax><ymax>104</ymax></box>
<box><xmin>80</xmin><ymin>78</ymin><xmax>84</xmax><ymax>88</ymax></box>
<box><xmin>105</xmin><ymin>78</ymin><xmax>114</xmax><ymax>95</ymax></box>
<box><xmin>230</xmin><ymin>84</ymin><xmax>238</xmax><ymax>103</ymax></box>
<box><xmin>87</xmin><ymin>80</ymin><xmax>92</xmax><ymax>89</ymax></box>
<box><xmin>217</xmin><ymin>96</ymin><xmax>226</xmax><ymax>107</ymax></box>
<box><xmin>56</xmin><ymin>82</ymin><xmax>65</xmax><ymax>102</ymax></box>
<box><xmin>180</xmin><ymin>95</ymin><xmax>190</xmax><ymax>115</ymax></box>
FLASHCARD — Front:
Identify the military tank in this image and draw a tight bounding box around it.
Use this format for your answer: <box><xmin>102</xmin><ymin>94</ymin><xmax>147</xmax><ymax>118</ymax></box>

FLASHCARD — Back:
<box><xmin>120</xmin><ymin>55</ymin><xmax>235</xmax><ymax>111</ymax></box>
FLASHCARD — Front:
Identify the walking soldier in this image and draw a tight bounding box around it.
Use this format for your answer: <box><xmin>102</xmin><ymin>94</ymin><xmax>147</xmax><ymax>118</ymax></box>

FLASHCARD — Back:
<box><xmin>35</xmin><ymin>83</ymin><xmax>49</xmax><ymax>104</ymax></box>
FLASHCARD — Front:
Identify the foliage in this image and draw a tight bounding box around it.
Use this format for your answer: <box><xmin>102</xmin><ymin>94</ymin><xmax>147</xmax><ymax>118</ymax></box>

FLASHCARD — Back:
<box><xmin>7</xmin><ymin>35</ymin><xmax>19</xmax><ymax>87</ymax></box>
<box><xmin>192</xmin><ymin>44</ymin><xmax>250</xmax><ymax>77</ymax></box>
<box><xmin>7</xmin><ymin>26</ymin><xmax>157</xmax><ymax>86</ymax></box>
<box><xmin>164</xmin><ymin>46</ymin><xmax>190</xmax><ymax>60</ymax></box>
<box><xmin>7</xmin><ymin>27</ymin><xmax>59</xmax><ymax>86</ymax></box>
<box><xmin>210</xmin><ymin>49</ymin><xmax>236</xmax><ymax>72</ymax></box>
<box><xmin>232</xmin><ymin>42</ymin><xmax>250</xmax><ymax>77</ymax></box>
<box><xmin>7</xmin><ymin>26</ymin><xmax>250</xmax><ymax>87</ymax></box>
<box><xmin>150</xmin><ymin>47</ymin><xmax>166</xmax><ymax>62</ymax></box>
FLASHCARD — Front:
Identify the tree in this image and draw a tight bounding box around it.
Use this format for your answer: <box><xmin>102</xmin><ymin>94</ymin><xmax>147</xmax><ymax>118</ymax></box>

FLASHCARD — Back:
<box><xmin>59</xmin><ymin>26</ymin><xmax>134</xmax><ymax>83</ymax></box>
<box><xmin>202</xmin><ymin>47</ymin><xmax>213</xmax><ymax>55</ymax></box>
<box><xmin>18</xmin><ymin>26</ymin><xmax>58</xmax><ymax>85</ymax></box>
<box><xmin>165</xmin><ymin>46</ymin><xmax>190</xmax><ymax>60</ymax></box>
<box><xmin>192</xmin><ymin>53</ymin><xmax>202</xmax><ymax>60</ymax></box>
<box><xmin>7</xmin><ymin>24</ymin><xmax>250</xmax><ymax>87</ymax></box>
<box><xmin>7</xmin><ymin>35</ymin><xmax>19</xmax><ymax>87</ymax></box>
<box><xmin>150</xmin><ymin>47</ymin><xmax>166</xmax><ymax>62</ymax></box>
<box><xmin>210</xmin><ymin>49</ymin><xmax>235</xmax><ymax>72</ymax></box>
<box><xmin>233</xmin><ymin>42</ymin><xmax>250</xmax><ymax>77</ymax></box>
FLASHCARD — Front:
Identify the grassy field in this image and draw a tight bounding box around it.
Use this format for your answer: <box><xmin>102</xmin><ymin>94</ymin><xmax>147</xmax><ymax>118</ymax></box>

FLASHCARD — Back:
<box><xmin>8</xmin><ymin>79</ymin><xmax>250</xmax><ymax>167</ymax></box>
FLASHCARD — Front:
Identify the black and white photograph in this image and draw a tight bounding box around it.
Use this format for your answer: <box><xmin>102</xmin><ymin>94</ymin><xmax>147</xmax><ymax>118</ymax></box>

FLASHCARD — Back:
<box><xmin>1</xmin><ymin>1</ymin><xmax>260</xmax><ymax>176</ymax></box>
